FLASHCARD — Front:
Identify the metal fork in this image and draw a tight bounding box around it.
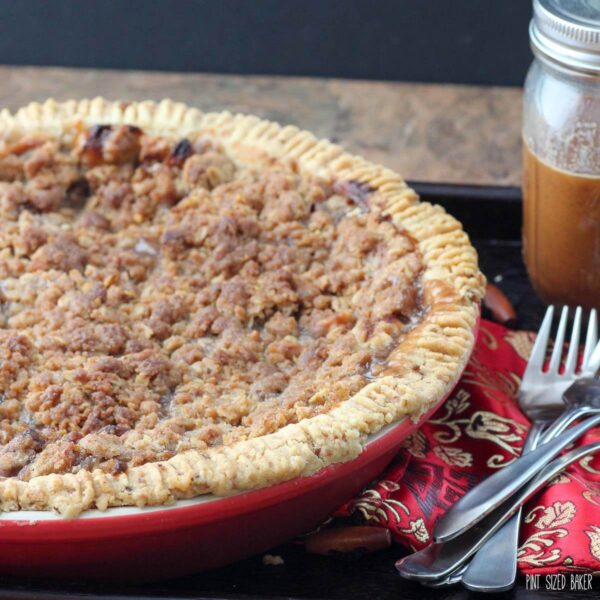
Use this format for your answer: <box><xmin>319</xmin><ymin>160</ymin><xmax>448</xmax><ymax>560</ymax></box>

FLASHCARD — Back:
<box><xmin>512</xmin><ymin>306</ymin><xmax>599</xmax><ymax>424</ymax></box>
<box><xmin>442</xmin><ymin>306</ymin><xmax>599</xmax><ymax>590</ymax></box>
<box><xmin>396</xmin><ymin>305</ymin><xmax>600</xmax><ymax>586</ymax></box>
<box><xmin>397</xmin><ymin>421</ymin><xmax>600</xmax><ymax>583</ymax></box>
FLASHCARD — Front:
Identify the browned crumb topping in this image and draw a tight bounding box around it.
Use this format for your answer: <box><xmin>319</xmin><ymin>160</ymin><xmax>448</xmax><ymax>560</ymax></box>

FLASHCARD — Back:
<box><xmin>0</xmin><ymin>124</ymin><xmax>424</xmax><ymax>479</ymax></box>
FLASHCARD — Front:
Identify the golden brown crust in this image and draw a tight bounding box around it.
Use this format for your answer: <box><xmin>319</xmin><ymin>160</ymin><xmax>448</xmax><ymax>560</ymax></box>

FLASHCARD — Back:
<box><xmin>0</xmin><ymin>99</ymin><xmax>485</xmax><ymax>517</ymax></box>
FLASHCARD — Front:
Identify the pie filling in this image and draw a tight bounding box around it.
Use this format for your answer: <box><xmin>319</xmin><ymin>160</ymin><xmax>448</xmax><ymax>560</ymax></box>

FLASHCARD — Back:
<box><xmin>0</xmin><ymin>124</ymin><xmax>425</xmax><ymax>481</ymax></box>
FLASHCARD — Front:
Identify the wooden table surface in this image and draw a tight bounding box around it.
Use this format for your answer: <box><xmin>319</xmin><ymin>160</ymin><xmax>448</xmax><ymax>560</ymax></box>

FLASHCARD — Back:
<box><xmin>0</xmin><ymin>65</ymin><xmax>522</xmax><ymax>187</ymax></box>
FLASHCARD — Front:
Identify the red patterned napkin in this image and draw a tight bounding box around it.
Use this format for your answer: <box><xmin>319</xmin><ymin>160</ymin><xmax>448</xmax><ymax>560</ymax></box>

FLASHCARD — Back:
<box><xmin>336</xmin><ymin>319</ymin><xmax>600</xmax><ymax>575</ymax></box>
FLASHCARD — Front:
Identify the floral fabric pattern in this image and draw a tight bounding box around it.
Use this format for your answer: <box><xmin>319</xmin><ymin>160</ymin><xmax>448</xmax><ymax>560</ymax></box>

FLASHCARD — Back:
<box><xmin>337</xmin><ymin>320</ymin><xmax>600</xmax><ymax>575</ymax></box>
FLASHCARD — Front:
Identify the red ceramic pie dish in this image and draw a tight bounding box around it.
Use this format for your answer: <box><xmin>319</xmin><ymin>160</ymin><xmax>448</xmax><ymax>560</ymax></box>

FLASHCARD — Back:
<box><xmin>0</xmin><ymin>99</ymin><xmax>484</xmax><ymax>583</ymax></box>
<box><xmin>0</xmin><ymin>344</ymin><xmax>475</xmax><ymax>584</ymax></box>
<box><xmin>0</xmin><ymin>307</ymin><xmax>479</xmax><ymax>583</ymax></box>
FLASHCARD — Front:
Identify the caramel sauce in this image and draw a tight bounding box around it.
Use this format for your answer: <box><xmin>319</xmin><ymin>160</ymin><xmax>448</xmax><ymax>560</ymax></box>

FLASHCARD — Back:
<box><xmin>523</xmin><ymin>143</ymin><xmax>600</xmax><ymax>309</ymax></box>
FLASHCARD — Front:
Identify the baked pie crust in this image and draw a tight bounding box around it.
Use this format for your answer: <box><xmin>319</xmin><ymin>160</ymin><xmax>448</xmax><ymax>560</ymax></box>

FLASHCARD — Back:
<box><xmin>0</xmin><ymin>99</ymin><xmax>484</xmax><ymax>517</ymax></box>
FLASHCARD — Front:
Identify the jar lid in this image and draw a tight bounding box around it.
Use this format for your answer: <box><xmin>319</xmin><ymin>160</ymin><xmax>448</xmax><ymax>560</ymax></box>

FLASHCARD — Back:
<box><xmin>531</xmin><ymin>0</ymin><xmax>600</xmax><ymax>73</ymax></box>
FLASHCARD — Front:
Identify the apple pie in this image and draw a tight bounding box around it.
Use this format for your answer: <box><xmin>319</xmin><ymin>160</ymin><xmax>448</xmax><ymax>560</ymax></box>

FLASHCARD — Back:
<box><xmin>0</xmin><ymin>99</ymin><xmax>484</xmax><ymax>517</ymax></box>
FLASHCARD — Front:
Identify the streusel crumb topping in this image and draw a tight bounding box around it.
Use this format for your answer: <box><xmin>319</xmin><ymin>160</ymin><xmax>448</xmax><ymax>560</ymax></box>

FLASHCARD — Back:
<box><xmin>0</xmin><ymin>124</ymin><xmax>424</xmax><ymax>480</ymax></box>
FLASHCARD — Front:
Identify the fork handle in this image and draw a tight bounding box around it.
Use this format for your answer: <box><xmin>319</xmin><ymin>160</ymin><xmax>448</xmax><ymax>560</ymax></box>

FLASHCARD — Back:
<box><xmin>460</xmin><ymin>420</ymin><xmax>546</xmax><ymax>592</ymax></box>
<box><xmin>397</xmin><ymin>440</ymin><xmax>600</xmax><ymax>581</ymax></box>
<box><xmin>541</xmin><ymin>405</ymin><xmax>594</xmax><ymax>441</ymax></box>
<box><xmin>433</xmin><ymin>412</ymin><xmax>600</xmax><ymax>542</ymax></box>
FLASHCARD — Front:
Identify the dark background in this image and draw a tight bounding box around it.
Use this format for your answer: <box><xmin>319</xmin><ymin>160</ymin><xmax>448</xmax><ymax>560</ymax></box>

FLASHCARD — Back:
<box><xmin>0</xmin><ymin>0</ymin><xmax>533</xmax><ymax>86</ymax></box>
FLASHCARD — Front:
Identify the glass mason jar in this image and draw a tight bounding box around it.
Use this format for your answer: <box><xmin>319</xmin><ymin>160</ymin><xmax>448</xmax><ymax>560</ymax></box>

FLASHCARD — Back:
<box><xmin>523</xmin><ymin>0</ymin><xmax>600</xmax><ymax>310</ymax></box>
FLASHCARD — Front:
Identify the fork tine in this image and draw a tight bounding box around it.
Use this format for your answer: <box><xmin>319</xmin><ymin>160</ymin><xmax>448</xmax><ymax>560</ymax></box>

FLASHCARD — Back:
<box><xmin>564</xmin><ymin>306</ymin><xmax>582</xmax><ymax>375</ymax></box>
<box><xmin>586</xmin><ymin>339</ymin><xmax>600</xmax><ymax>375</ymax></box>
<box><xmin>523</xmin><ymin>306</ymin><xmax>554</xmax><ymax>379</ymax></box>
<box><xmin>583</xmin><ymin>309</ymin><xmax>598</xmax><ymax>367</ymax></box>
<box><xmin>548</xmin><ymin>306</ymin><xmax>569</xmax><ymax>373</ymax></box>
